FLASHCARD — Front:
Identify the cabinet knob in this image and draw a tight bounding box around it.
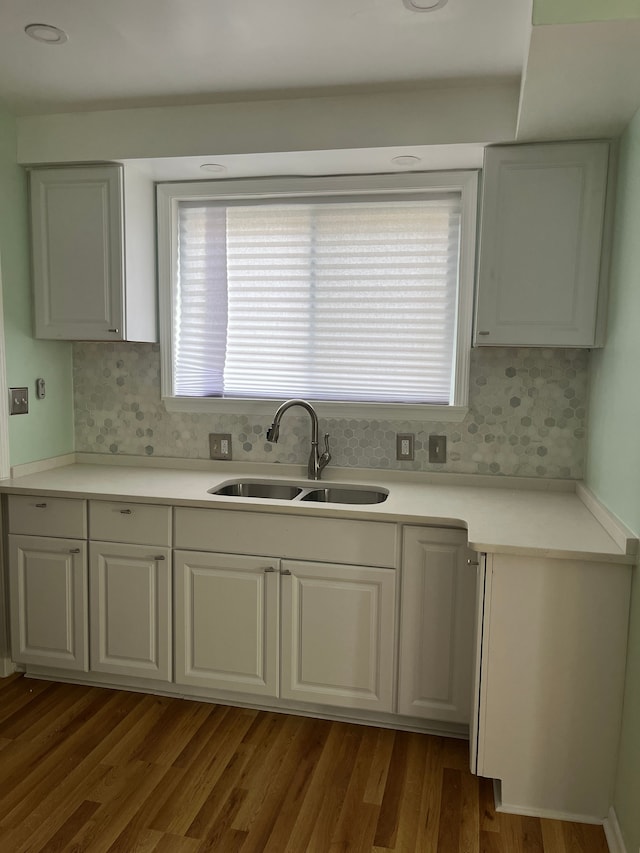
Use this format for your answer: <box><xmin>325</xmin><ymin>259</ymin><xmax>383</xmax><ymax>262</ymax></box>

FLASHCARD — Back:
<box><xmin>154</xmin><ymin>555</ymin><xmax>166</xmax><ymax>561</ymax></box>
<box><xmin>35</xmin><ymin>503</ymin><xmax>47</xmax><ymax>508</ymax></box>
<box><xmin>263</xmin><ymin>566</ymin><xmax>276</xmax><ymax>573</ymax></box>
<box><xmin>69</xmin><ymin>548</ymin><xmax>81</xmax><ymax>554</ymax></box>
<box><xmin>119</xmin><ymin>509</ymin><xmax>132</xmax><ymax>515</ymax></box>
<box><xmin>281</xmin><ymin>569</ymin><xmax>292</xmax><ymax>576</ymax></box>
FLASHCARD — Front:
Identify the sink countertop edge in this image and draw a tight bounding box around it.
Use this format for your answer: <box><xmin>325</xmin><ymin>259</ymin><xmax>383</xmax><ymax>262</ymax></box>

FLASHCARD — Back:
<box><xmin>0</xmin><ymin>461</ymin><xmax>636</xmax><ymax>565</ymax></box>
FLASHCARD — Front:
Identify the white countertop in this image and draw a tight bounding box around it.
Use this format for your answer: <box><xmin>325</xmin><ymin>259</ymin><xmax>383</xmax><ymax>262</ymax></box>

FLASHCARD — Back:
<box><xmin>0</xmin><ymin>457</ymin><xmax>636</xmax><ymax>564</ymax></box>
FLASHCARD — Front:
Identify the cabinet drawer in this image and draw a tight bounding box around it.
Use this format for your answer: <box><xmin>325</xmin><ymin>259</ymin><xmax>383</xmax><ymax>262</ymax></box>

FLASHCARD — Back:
<box><xmin>8</xmin><ymin>495</ymin><xmax>87</xmax><ymax>539</ymax></box>
<box><xmin>89</xmin><ymin>501</ymin><xmax>172</xmax><ymax>546</ymax></box>
<box><xmin>174</xmin><ymin>508</ymin><xmax>397</xmax><ymax>568</ymax></box>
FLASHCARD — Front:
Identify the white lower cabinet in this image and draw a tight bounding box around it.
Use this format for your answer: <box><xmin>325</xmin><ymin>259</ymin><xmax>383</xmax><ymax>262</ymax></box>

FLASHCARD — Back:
<box><xmin>174</xmin><ymin>550</ymin><xmax>280</xmax><ymax>697</ymax></box>
<box><xmin>89</xmin><ymin>542</ymin><xmax>171</xmax><ymax>681</ymax></box>
<box><xmin>174</xmin><ymin>551</ymin><xmax>396</xmax><ymax>712</ymax></box>
<box><xmin>8</xmin><ymin>534</ymin><xmax>88</xmax><ymax>671</ymax></box>
<box><xmin>281</xmin><ymin>560</ymin><xmax>396</xmax><ymax>712</ymax></box>
<box><xmin>4</xmin><ymin>488</ymin><xmax>634</xmax><ymax>824</ymax></box>
<box><xmin>473</xmin><ymin>553</ymin><xmax>632</xmax><ymax>819</ymax></box>
<box><xmin>7</xmin><ymin>496</ymin><xmax>469</xmax><ymax>728</ymax></box>
<box><xmin>397</xmin><ymin>527</ymin><xmax>477</xmax><ymax>724</ymax></box>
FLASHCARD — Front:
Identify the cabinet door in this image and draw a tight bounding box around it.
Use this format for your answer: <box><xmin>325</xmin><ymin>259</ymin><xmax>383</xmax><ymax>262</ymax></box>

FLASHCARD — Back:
<box><xmin>174</xmin><ymin>550</ymin><xmax>279</xmax><ymax>697</ymax></box>
<box><xmin>475</xmin><ymin>141</ymin><xmax>609</xmax><ymax>347</ymax></box>
<box><xmin>281</xmin><ymin>560</ymin><xmax>395</xmax><ymax>712</ymax></box>
<box><xmin>30</xmin><ymin>165</ymin><xmax>125</xmax><ymax>340</ymax></box>
<box><xmin>9</xmin><ymin>535</ymin><xmax>88</xmax><ymax>670</ymax></box>
<box><xmin>89</xmin><ymin>542</ymin><xmax>171</xmax><ymax>681</ymax></box>
<box><xmin>397</xmin><ymin>527</ymin><xmax>476</xmax><ymax>723</ymax></box>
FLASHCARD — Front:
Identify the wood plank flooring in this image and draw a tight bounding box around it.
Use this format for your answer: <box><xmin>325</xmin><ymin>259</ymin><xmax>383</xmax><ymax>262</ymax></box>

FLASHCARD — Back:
<box><xmin>0</xmin><ymin>675</ymin><xmax>609</xmax><ymax>852</ymax></box>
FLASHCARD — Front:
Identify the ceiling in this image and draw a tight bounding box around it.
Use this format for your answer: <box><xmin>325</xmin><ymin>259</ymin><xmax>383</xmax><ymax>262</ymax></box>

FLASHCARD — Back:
<box><xmin>6</xmin><ymin>1</ymin><xmax>640</xmax><ymax>178</ymax></box>
<box><xmin>517</xmin><ymin>17</ymin><xmax>640</xmax><ymax>140</ymax></box>
<box><xmin>0</xmin><ymin>0</ymin><xmax>531</xmax><ymax>116</ymax></box>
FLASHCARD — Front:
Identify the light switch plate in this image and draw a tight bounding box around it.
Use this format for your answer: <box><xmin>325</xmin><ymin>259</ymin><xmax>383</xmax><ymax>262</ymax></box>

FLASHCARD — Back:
<box><xmin>429</xmin><ymin>434</ymin><xmax>447</xmax><ymax>463</ymax></box>
<box><xmin>9</xmin><ymin>387</ymin><xmax>29</xmax><ymax>415</ymax></box>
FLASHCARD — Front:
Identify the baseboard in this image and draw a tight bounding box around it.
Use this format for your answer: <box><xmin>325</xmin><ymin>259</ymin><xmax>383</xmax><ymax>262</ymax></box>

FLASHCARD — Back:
<box><xmin>495</xmin><ymin>802</ymin><xmax>604</xmax><ymax>826</ymax></box>
<box><xmin>493</xmin><ymin>781</ymin><xmax>604</xmax><ymax>826</ymax></box>
<box><xmin>22</xmin><ymin>665</ymin><xmax>469</xmax><ymax>740</ymax></box>
<box><xmin>0</xmin><ymin>657</ymin><xmax>17</xmax><ymax>678</ymax></box>
<box><xmin>495</xmin><ymin>793</ymin><xmax>630</xmax><ymax>852</ymax></box>
<box><xmin>603</xmin><ymin>807</ymin><xmax>628</xmax><ymax>853</ymax></box>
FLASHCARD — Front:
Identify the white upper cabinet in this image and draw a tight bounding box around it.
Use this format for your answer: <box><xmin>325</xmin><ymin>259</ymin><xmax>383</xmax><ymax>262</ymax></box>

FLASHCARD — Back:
<box><xmin>475</xmin><ymin>141</ymin><xmax>610</xmax><ymax>347</ymax></box>
<box><xmin>30</xmin><ymin>164</ymin><xmax>157</xmax><ymax>342</ymax></box>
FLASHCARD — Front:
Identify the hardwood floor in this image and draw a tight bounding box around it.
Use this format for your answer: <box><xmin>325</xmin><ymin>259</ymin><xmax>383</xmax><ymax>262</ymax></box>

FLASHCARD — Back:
<box><xmin>0</xmin><ymin>675</ymin><xmax>609</xmax><ymax>852</ymax></box>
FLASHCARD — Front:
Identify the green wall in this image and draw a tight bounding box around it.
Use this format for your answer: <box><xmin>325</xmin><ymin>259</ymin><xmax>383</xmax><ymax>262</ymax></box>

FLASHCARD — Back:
<box><xmin>534</xmin><ymin>0</ymin><xmax>640</xmax><ymax>25</ymax></box>
<box><xmin>0</xmin><ymin>107</ymin><xmax>74</xmax><ymax>467</ymax></box>
<box><xmin>586</xmin><ymin>108</ymin><xmax>640</xmax><ymax>851</ymax></box>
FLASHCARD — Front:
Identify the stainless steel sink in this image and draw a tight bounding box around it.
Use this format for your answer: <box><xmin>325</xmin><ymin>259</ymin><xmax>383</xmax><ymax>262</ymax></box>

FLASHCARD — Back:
<box><xmin>209</xmin><ymin>481</ymin><xmax>303</xmax><ymax>500</ymax></box>
<box><xmin>300</xmin><ymin>487</ymin><xmax>388</xmax><ymax>504</ymax></box>
<box><xmin>208</xmin><ymin>479</ymin><xmax>388</xmax><ymax>504</ymax></box>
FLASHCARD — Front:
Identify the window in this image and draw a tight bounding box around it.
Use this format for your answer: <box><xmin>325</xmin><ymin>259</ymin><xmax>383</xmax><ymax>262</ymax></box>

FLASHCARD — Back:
<box><xmin>157</xmin><ymin>172</ymin><xmax>477</xmax><ymax>419</ymax></box>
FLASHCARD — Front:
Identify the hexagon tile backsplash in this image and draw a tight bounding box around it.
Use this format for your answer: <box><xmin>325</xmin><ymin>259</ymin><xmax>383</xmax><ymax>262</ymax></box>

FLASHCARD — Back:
<box><xmin>73</xmin><ymin>343</ymin><xmax>589</xmax><ymax>479</ymax></box>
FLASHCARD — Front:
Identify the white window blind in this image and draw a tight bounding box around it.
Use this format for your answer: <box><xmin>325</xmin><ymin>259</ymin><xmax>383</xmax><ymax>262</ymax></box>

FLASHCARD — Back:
<box><xmin>175</xmin><ymin>194</ymin><xmax>462</xmax><ymax>404</ymax></box>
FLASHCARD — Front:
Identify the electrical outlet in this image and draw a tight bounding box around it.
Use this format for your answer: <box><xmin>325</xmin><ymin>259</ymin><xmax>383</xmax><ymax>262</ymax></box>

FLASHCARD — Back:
<box><xmin>429</xmin><ymin>434</ymin><xmax>447</xmax><ymax>463</ymax></box>
<box><xmin>396</xmin><ymin>433</ymin><xmax>415</xmax><ymax>461</ymax></box>
<box><xmin>209</xmin><ymin>433</ymin><xmax>232</xmax><ymax>460</ymax></box>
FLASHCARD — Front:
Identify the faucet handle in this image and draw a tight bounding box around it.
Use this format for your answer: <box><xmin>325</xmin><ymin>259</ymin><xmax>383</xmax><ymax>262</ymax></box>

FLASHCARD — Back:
<box><xmin>320</xmin><ymin>433</ymin><xmax>332</xmax><ymax>468</ymax></box>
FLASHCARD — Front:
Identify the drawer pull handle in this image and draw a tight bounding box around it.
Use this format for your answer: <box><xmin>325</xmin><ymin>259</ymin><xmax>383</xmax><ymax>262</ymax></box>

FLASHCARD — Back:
<box><xmin>119</xmin><ymin>509</ymin><xmax>132</xmax><ymax>515</ymax></box>
<box><xmin>154</xmin><ymin>555</ymin><xmax>166</xmax><ymax>561</ymax></box>
<box><xmin>108</xmin><ymin>329</ymin><xmax>119</xmax><ymax>334</ymax></box>
<box><xmin>467</xmin><ymin>559</ymin><xmax>480</xmax><ymax>566</ymax></box>
<box><xmin>281</xmin><ymin>569</ymin><xmax>292</xmax><ymax>576</ymax></box>
<box><xmin>69</xmin><ymin>548</ymin><xmax>81</xmax><ymax>554</ymax></box>
<box><xmin>478</xmin><ymin>331</ymin><xmax>491</xmax><ymax>336</ymax></box>
<box><xmin>263</xmin><ymin>566</ymin><xmax>275</xmax><ymax>573</ymax></box>
<box><xmin>35</xmin><ymin>503</ymin><xmax>47</xmax><ymax>508</ymax></box>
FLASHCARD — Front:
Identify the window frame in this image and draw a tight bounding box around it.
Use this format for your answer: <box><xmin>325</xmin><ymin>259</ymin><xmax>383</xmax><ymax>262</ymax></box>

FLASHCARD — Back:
<box><xmin>157</xmin><ymin>170</ymin><xmax>478</xmax><ymax>421</ymax></box>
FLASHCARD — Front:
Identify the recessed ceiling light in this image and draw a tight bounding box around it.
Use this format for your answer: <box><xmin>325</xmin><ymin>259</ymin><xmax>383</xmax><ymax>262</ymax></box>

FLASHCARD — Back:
<box><xmin>200</xmin><ymin>163</ymin><xmax>227</xmax><ymax>174</ymax></box>
<box><xmin>392</xmin><ymin>155</ymin><xmax>423</xmax><ymax>167</ymax></box>
<box><xmin>402</xmin><ymin>0</ymin><xmax>448</xmax><ymax>11</ymax></box>
<box><xmin>24</xmin><ymin>23</ymin><xmax>68</xmax><ymax>45</ymax></box>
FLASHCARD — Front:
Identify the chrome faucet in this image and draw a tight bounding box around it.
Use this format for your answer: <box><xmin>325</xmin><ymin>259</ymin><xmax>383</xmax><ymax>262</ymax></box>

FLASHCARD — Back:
<box><xmin>266</xmin><ymin>399</ymin><xmax>331</xmax><ymax>481</ymax></box>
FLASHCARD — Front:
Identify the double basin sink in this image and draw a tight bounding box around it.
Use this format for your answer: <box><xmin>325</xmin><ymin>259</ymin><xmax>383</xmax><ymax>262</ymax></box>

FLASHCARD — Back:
<box><xmin>208</xmin><ymin>479</ymin><xmax>388</xmax><ymax>505</ymax></box>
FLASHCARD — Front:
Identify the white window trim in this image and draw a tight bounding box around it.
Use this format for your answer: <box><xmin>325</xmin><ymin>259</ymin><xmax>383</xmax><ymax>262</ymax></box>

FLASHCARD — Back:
<box><xmin>157</xmin><ymin>170</ymin><xmax>478</xmax><ymax>422</ymax></box>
